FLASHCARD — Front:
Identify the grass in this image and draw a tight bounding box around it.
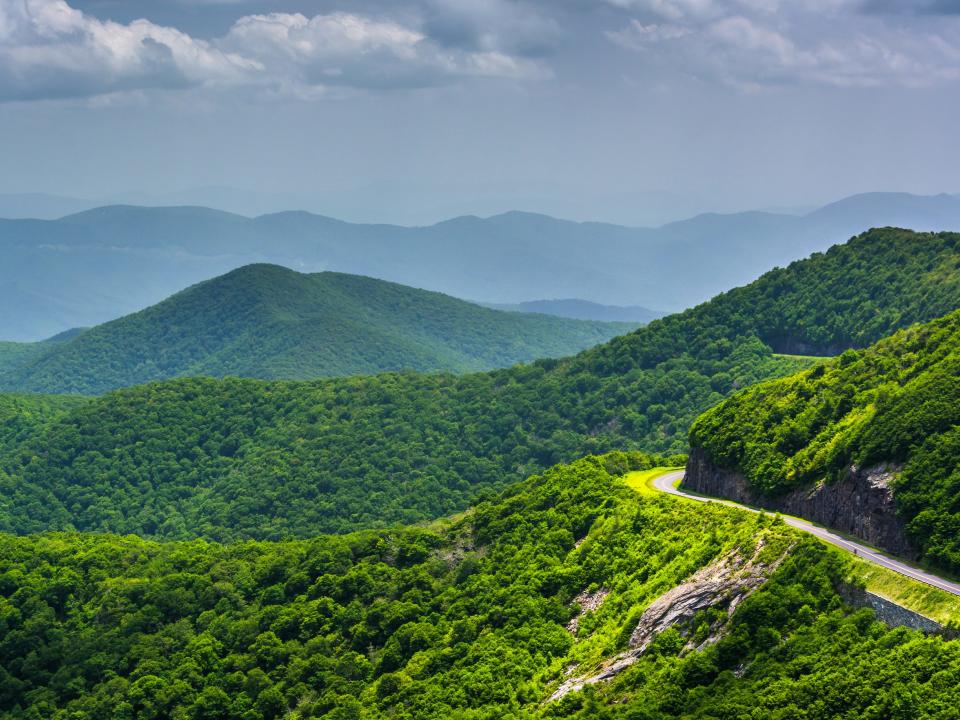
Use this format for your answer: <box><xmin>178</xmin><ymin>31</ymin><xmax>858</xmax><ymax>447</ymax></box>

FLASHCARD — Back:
<box><xmin>622</xmin><ymin>467</ymin><xmax>683</xmax><ymax>497</ymax></box>
<box><xmin>852</xmin><ymin>558</ymin><xmax>960</xmax><ymax>626</ymax></box>
<box><xmin>772</xmin><ymin>352</ymin><xmax>833</xmax><ymax>362</ymax></box>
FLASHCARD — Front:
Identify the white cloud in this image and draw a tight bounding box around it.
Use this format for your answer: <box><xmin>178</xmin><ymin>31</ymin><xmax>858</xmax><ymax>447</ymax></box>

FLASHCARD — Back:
<box><xmin>608</xmin><ymin>20</ymin><xmax>692</xmax><ymax>46</ymax></box>
<box><xmin>219</xmin><ymin>11</ymin><xmax>543</xmax><ymax>90</ymax></box>
<box><xmin>709</xmin><ymin>15</ymin><xmax>797</xmax><ymax>63</ymax></box>
<box><xmin>604</xmin><ymin>0</ymin><xmax>780</xmax><ymax>21</ymax></box>
<box><xmin>0</xmin><ymin>0</ymin><xmax>259</xmax><ymax>101</ymax></box>
<box><xmin>0</xmin><ymin>0</ymin><xmax>545</xmax><ymax>102</ymax></box>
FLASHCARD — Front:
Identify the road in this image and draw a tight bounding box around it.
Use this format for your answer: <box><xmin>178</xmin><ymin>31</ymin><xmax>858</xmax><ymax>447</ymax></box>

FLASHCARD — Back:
<box><xmin>653</xmin><ymin>469</ymin><xmax>960</xmax><ymax>597</ymax></box>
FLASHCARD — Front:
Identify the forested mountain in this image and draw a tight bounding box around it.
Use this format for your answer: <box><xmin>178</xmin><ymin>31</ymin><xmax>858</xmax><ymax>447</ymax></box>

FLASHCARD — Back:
<box><xmin>0</xmin><ymin>330</ymin><xmax>84</xmax><ymax>384</ymax></box>
<box><xmin>1</xmin><ymin>228</ymin><xmax>958</xmax><ymax>540</ymax></box>
<box><xmin>3</xmin><ymin>192</ymin><xmax>960</xmax><ymax>341</ymax></box>
<box><xmin>690</xmin><ymin>306</ymin><xmax>960</xmax><ymax>573</ymax></box>
<box><xmin>0</xmin><ymin>265</ymin><xmax>635</xmax><ymax>395</ymax></box>
<box><xmin>0</xmin><ymin>344</ymin><xmax>45</xmax><ymax>380</ymax></box>
<box><xmin>2</xmin><ymin>454</ymin><xmax>958</xmax><ymax>720</ymax></box>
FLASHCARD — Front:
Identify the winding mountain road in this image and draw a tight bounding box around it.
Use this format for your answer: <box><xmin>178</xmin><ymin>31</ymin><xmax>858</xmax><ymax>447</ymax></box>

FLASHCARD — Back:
<box><xmin>653</xmin><ymin>469</ymin><xmax>960</xmax><ymax>597</ymax></box>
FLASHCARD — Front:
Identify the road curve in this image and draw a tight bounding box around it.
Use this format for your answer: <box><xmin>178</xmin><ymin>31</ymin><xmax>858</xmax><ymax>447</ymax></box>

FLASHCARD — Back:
<box><xmin>653</xmin><ymin>469</ymin><xmax>960</xmax><ymax>597</ymax></box>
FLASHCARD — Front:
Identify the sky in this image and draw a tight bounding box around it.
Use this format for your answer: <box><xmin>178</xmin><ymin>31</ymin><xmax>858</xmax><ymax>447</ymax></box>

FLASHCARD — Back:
<box><xmin>1</xmin><ymin>0</ymin><xmax>959</xmax><ymax>225</ymax></box>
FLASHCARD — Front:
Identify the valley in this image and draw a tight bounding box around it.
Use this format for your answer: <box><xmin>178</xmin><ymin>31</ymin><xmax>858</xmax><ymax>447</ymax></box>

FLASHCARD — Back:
<box><xmin>1</xmin><ymin>228</ymin><xmax>955</xmax><ymax>543</ymax></box>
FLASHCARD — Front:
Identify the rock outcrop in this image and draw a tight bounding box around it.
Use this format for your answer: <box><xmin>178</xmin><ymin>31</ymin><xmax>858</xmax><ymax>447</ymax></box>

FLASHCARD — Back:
<box><xmin>684</xmin><ymin>447</ymin><xmax>915</xmax><ymax>559</ymax></box>
<box><xmin>566</xmin><ymin>588</ymin><xmax>610</xmax><ymax>636</ymax></box>
<box><xmin>627</xmin><ymin>541</ymin><xmax>782</xmax><ymax>652</ymax></box>
<box><xmin>550</xmin><ymin>540</ymin><xmax>787</xmax><ymax>701</ymax></box>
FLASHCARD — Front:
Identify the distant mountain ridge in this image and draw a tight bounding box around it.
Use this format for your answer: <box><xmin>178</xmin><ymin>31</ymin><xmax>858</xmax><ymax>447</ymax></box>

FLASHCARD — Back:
<box><xmin>0</xmin><ymin>265</ymin><xmax>636</xmax><ymax>395</ymax></box>
<box><xmin>480</xmin><ymin>299</ymin><xmax>664</xmax><ymax>323</ymax></box>
<box><xmin>2</xmin><ymin>191</ymin><xmax>960</xmax><ymax>340</ymax></box>
<box><xmin>0</xmin><ymin>193</ymin><xmax>102</xmax><ymax>220</ymax></box>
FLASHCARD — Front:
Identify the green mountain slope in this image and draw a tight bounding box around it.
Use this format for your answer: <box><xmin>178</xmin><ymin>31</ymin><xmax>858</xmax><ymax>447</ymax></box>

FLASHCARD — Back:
<box><xmin>0</xmin><ymin>329</ymin><xmax>83</xmax><ymax>381</ymax></box>
<box><xmin>2</xmin><ymin>455</ymin><xmax>958</xmax><ymax>720</ymax></box>
<box><xmin>1</xmin><ymin>228</ymin><xmax>957</xmax><ymax>540</ymax></box>
<box><xmin>0</xmin><ymin>343</ymin><xmax>44</xmax><ymax>378</ymax></box>
<box><xmin>690</xmin><ymin>307</ymin><xmax>960</xmax><ymax>573</ymax></box>
<box><xmin>0</xmin><ymin>265</ymin><xmax>637</xmax><ymax>394</ymax></box>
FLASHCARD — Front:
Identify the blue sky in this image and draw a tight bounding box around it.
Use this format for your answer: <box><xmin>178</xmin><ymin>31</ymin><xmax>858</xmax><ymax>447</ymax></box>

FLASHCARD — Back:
<box><xmin>1</xmin><ymin>0</ymin><xmax>959</xmax><ymax>224</ymax></box>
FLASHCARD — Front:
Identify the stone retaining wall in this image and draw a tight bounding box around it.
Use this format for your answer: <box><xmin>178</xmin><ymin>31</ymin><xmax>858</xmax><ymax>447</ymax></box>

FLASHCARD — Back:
<box><xmin>841</xmin><ymin>585</ymin><xmax>944</xmax><ymax>633</ymax></box>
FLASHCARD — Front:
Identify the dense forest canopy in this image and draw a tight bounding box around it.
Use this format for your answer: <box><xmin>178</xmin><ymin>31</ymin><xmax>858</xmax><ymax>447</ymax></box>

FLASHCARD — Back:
<box><xmin>2</xmin><ymin>228</ymin><xmax>959</xmax><ymax>540</ymax></box>
<box><xmin>0</xmin><ymin>394</ymin><xmax>86</xmax><ymax>457</ymax></box>
<box><xmin>0</xmin><ymin>265</ymin><xmax>637</xmax><ymax>395</ymax></box>
<box><xmin>2</xmin><ymin>454</ymin><xmax>959</xmax><ymax>720</ymax></box>
<box><xmin>690</xmin><ymin>308</ymin><xmax>960</xmax><ymax>572</ymax></box>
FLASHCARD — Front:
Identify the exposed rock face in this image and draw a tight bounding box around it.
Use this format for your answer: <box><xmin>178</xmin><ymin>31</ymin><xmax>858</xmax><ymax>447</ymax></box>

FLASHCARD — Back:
<box><xmin>566</xmin><ymin>588</ymin><xmax>610</xmax><ymax>635</ymax></box>
<box><xmin>685</xmin><ymin>447</ymin><xmax>915</xmax><ymax>559</ymax></box>
<box><xmin>628</xmin><ymin>542</ymin><xmax>781</xmax><ymax>653</ymax></box>
<box><xmin>549</xmin><ymin>541</ymin><xmax>786</xmax><ymax>701</ymax></box>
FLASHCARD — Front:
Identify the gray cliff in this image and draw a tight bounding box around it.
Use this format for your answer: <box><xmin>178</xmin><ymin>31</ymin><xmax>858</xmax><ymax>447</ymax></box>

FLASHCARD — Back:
<box><xmin>684</xmin><ymin>447</ymin><xmax>916</xmax><ymax>558</ymax></box>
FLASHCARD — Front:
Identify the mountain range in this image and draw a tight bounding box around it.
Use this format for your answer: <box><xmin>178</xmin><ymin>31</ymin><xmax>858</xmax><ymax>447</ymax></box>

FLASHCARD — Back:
<box><xmin>0</xmin><ymin>265</ymin><xmax>636</xmax><ymax>395</ymax></box>
<box><xmin>2</xmin><ymin>191</ymin><xmax>960</xmax><ymax>341</ymax></box>
<box><xmin>2</xmin><ymin>227</ymin><xmax>956</xmax><ymax>540</ymax></box>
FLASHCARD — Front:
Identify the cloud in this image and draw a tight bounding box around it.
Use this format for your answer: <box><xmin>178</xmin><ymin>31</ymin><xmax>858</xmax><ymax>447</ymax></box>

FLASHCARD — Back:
<box><xmin>608</xmin><ymin>20</ymin><xmax>691</xmax><ymax>45</ymax></box>
<box><xmin>860</xmin><ymin>0</ymin><xmax>960</xmax><ymax>14</ymax></box>
<box><xmin>4</xmin><ymin>0</ymin><xmax>960</xmax><ymax>102</ymax></box>
<box><xmin>0</xmin><ymin>0</ymin><xmax>546</xmax><ymax>102</ymax></box>
<box><xmin>603</xmin><ymin>0</ymin><xmax>780</xmax><ymax>21</ymax></box>
<box><xmin>608</xmin><ymin>0</ymin><xmax>960</xmax><ymax>88</ymax></box>
<box><xmin>0</xmin><ymin>0</ymin><xmax>258</xmax><ymax>101</ymax></box>
<box><xmin>420</xmin><ymin>0</ymin><xmax>562</xmax><ymax>58</ymax></box>
<box><xmin>219</xmin><ymin>11</ymin><xmax>544</xmax><ymax>92</ymax></box>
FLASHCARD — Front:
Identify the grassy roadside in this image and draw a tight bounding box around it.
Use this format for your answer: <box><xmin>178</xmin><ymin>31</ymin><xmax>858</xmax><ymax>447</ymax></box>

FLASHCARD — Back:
<box><xmin>772</xmin><ymin>352</ymin><xmax>833</xmax><ymax>362</ymax></box>
<box><xmin>852</xmin><ymin>558</ymin><xmax>960</xmax><ymax>625</ymax></box>
<box><xmin>635</xmin><ymin>468</ymin><xmax>960</xmax><ymax>626</ymax></box>
<box><xmin>622</xmin><ymin>467</ymin><xmax>683</xmax><ymax>497</ymax></box>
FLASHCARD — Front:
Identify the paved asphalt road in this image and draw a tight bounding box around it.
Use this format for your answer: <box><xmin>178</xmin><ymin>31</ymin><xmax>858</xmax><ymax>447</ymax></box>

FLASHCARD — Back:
<box><xmin>653</xmin><ymin>469</ymin><xmax>960</xmax><ymax>597</ymax></box>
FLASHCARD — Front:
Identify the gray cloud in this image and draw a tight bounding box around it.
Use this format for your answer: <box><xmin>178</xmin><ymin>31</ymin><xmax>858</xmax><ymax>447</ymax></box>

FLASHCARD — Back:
<box><xmin>860</xmin><ymin>0</ymin><xmax>960</xmax><ymax>14</ymax></box>
<box><xmin>420</xmin><ymin>0</ymin><xmax>563</xmax><ymax>58</ymax></box>
<box><xmin>609</xmin><ymin>0</ymin><xmax>960</xmax><ymax>88</ymax></box>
